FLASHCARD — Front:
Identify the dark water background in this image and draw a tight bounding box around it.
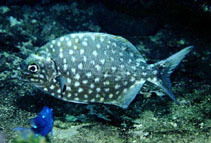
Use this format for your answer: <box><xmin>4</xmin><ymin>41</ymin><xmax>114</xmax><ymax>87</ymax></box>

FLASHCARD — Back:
<box><xmin>0</xmin><ymin>0</ymin><xmax>210</xmax><ymax>142</ymax></box>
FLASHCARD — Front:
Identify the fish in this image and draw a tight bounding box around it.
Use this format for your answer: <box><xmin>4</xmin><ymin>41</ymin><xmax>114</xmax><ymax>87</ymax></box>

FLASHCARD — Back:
<box><xmin>31</xmin><ymin>106</ymin><xmax>54</xmax><ymax>136</ymax></box>
<box><xmin>14</xmin><ymin>106</ymin><xmax>53</xmax><ymax>137</ymax></box>
<box><xmin>20</xmin><ymin>32</ymin><xmax>193</xmax><ymax>109</ymax></box>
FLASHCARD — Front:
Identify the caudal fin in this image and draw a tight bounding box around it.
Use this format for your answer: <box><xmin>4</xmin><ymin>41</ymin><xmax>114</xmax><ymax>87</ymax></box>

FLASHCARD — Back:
<box><xmin>148</xmin><ymin>46</ymin><xmax>194</xmax><ymax>104</ymax></box>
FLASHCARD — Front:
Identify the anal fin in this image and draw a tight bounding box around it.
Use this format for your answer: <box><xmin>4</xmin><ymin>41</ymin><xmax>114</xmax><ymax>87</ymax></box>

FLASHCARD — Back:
<box><xmin>113</xmin><ymin>80</ymin><xmax>146</xmax><ymax>109</ymax></box>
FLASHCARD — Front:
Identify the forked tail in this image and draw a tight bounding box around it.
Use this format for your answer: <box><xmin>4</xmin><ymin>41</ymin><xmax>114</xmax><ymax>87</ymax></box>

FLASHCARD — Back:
<box><xmin>148</xmin><ymin>46</ymin><xmax>194</xmax><ymax>104</ymax></box>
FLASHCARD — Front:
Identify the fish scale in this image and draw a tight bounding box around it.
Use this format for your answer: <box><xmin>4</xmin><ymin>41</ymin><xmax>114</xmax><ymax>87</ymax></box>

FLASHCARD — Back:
<box><xmin>20</xmin><ymin>32</ymin><xmax>193</xmax><ymax>108</ymax></box>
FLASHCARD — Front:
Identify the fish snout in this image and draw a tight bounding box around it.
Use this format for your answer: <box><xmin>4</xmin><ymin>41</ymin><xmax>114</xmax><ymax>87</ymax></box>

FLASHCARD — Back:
<box><xmin>20</xmin><ymin>61</ymin><xmax>27</xmax><ymax>71</ymax></box>
<box><xmin>19</xmin><ymin>61</ymin><xmax>31</xmax><ymax>78</ymax></box>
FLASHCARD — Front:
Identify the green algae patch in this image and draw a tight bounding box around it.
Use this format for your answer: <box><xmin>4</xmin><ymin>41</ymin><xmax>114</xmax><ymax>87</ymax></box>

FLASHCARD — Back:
<box><xmin>13</xmin><ymin>131</ymin><xmax>47</xmax><ymax>143</ymax></box>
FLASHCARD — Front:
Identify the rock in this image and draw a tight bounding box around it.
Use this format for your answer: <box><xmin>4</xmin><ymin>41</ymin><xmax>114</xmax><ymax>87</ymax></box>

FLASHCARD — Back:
<box><xmin>95</xmin><ymin>6</ymin><xmax>162</xmax><ymax>36</ymax></box>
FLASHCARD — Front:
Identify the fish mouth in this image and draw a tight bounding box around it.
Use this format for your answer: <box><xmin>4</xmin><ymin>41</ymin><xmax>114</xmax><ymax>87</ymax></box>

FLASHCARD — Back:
<box><xmin>19</xmin><ymin>71</ymin><xmax>31</xmax><ymax>81</ymax></box>
<box><xmin>33</xmin><ymin>83</ymin><xmax>45</xmax><ymax>88</ymax></box>
<box><xmin>21</xmin><ymin>78</ymin><xmax>44</xmax><ymax>88</ymax></box>
<box><xmin>18</xmin><ymin>70</ymin><xmax>39</xmax><ymax>85</ymax></box>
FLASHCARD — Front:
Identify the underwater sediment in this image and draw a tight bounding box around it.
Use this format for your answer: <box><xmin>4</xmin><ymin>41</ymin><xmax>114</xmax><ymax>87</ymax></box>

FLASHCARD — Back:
<box><xmin>0</xmin><ymin>0</ymin><xmax>210</xmax><ymax>143</ymax></box>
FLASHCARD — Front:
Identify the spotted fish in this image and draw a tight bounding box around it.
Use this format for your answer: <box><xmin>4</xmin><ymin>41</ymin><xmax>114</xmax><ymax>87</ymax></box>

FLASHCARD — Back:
<box><xmin>20</xmin><ymin>32</ymin><xmax>193</xmax><ymax>109</ymax></box>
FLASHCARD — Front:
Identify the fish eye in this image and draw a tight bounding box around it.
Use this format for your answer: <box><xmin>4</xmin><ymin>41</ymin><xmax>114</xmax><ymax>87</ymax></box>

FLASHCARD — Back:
<box><xmin>28</xmin><ymin>64</ymin><xmax>39</xmax><ymax>73</ymax></box>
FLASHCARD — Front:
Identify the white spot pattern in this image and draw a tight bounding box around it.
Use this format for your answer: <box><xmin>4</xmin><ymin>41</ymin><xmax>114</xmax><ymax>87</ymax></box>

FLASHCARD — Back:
<box><xmin>57</xmin><ymin>89</ymin><xmax>61</xmax><ymax>93</ymax></box>
<box><xmin>96</xmin><ymin>88</ymin><xmax>101</xmax><ymax>92</ymax></box>
<box><xmin>142</xmin><ymin>72</ymin><xmax>147</xmax><ymax>76</ymax></box>
<box><xmin>109</xmin><ymin>94</ymin><xmax>113</xmax><ymax>98</ymax></box>
<box><xmin>80</xmin><ymin>49</ymin><xmax>85</xmax><ymax>55</ymax></box>
<box><xmin>50</xmin><ymin>85</ymin><xmax>55</xmax><ymax>90</ymax></box>
<box><xmin>105</xmin><ymin>88</ymin><xmax>110</xmax><ymax>92</ymax></box>
<box><xmin>96</xmin><ymin>44</ymin><xmax>101</xmax><ymax>49</ymax></box>
<box><xmin>67</xmin><ymin>93</ymin><xmax>72</xmax><ymax>97</ymax></box>
<box><xmin>94</xmin><ymin>77</ymin><xmax>100</xmax><ymax>83</ymax></box>
<box><xmin>67</xmin><ymin>41</ymin><xmax>72</xmax><ymax>47</ymax></box>
<box><xmin>65</xmin><ymin>37</ymin><xmax>69</xmax><ymax>41</ymax></box>
<box><xmin>63</xmin><ymin>58</ymin><xmax>67</xmax><ymax>64</ymax></box>
<box><xmin>114</xmin><ymin>84</ymin><xmax>120</xmax><ymax>89</ymax></box>
<box><xmin>59</xmin><ymin>52</ymin><xmax>63</xmax><ymax>58</ymax></box>
<box><xmin>71</xmin><ymin>57</ymin><xmax>76</xmax><ymax>62</ymax></box>
<box><xmin>84</xmin><ymin>94</ymin><xmax>88</xmax><ymax>98</ymax></box>
<box><xmin>88</xmin><ymin>90</ymin><xmax>93</xmax><ymax>94</ymax></box>
<box><xmin>71</xmin><ymin>68</ymin><xmax>76</xmax><ymax>74</ymax></box>
<box><xmin>92</xmin><ymin>50</ymin><xmax>98</xmax><ymax>57</ymax></box>
<box><xmin>95</xmin><ymin>65</ymin><xmax>101</xmax><ymax>71</ymax></box>
<box><xmin>83</xmin><ymin>56</ymin><xmax>87</xmax><ymax>62</ymax></box>
<box><xmin>130</xmin><ymin>77</ymin><xmax>135</xmax><ymax>82</ymax></box>
<box><xmin>60</xmin><ymin>37</ymin><xmax>64</xmax><ymax>41</ymax></box>
<box><xmin>100</xmin><ymin>59</ymin><xmax>105</xmax><ymax>64</ymax></box>
<box><xmin>63</xmin><ymin>64</ymin><xmax>68</xmax><ymax>71</ymax></box>
<box><xmin>111</xmin><ymin>66</ymin><xmax>117</xmax><ymax>71</ymax></box>
<box><xmin>78</xmin><ymin>63</ymin><xmax>83</xmax><ymax>70</ymax></box>
<box><xmin>74</xmin><ymin>73</ymin><xmax>80</xmax><ymax>80</ymax></box>
<box><xmin>57</xmin><ymin>42</ymin><xmax>61</xmax><ymax>47</ymax></box>
<box><xmin>69</xmin><ymin>50</ymin><xmax>74</xmax><ymax>55</ymax></box>
<box><xmin>78</xmin><ymin>88</ymin><xmax>83</xmax><ymax>93</ymax></box>
<box><xmin>75</xmin><ymin>38</ymin><xmax>79</xmax><ymax>43</ymax></box>
<box><xmin>103</xmin><ymin>80</ymin><xmax>110</xmax><ymax>85</ymax></box>
<box><xmin>67</xmin><ymin>78</ymin><xmax>71</xmax><ymax>84</ymax></box>
<box><xmin>74</xmin><ymin>81</ymin><xmax>80</xmax><ymax>87</ymax></box>
<box><xmin>82</xmin><ymin>41</ymin><xmax>88</xmax><ymax>46</ymax></box>
<box><xmin>82</xmin><ymin>80</ymin><xmax>88</xmax><ymax>84</ymax></box>
<box><xmin>86</xmin><ymin>72</ymin><xmax>92</xmax><ymax>78</ymax></box>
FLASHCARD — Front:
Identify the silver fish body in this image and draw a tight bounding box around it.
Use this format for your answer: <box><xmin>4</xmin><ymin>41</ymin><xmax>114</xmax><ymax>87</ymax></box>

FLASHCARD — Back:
<box><xmin>21</xmin><ymin>32</ymin><xmax>193</xmax><ymax>108</ymax></box>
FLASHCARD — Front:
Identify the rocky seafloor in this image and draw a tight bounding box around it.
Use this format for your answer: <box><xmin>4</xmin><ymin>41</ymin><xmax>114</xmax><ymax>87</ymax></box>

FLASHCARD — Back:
<box><xmin>0</xmin><ymin>0</ymin><xmax>211</xmax><ymax>143</ymax></box>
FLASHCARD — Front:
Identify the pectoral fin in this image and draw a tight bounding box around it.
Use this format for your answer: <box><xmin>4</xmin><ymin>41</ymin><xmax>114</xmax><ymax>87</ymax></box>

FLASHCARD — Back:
<box><xmin>56</xmin><ymin>75</ymin><xmax>67</xmax><ymax>93</ymax></box>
